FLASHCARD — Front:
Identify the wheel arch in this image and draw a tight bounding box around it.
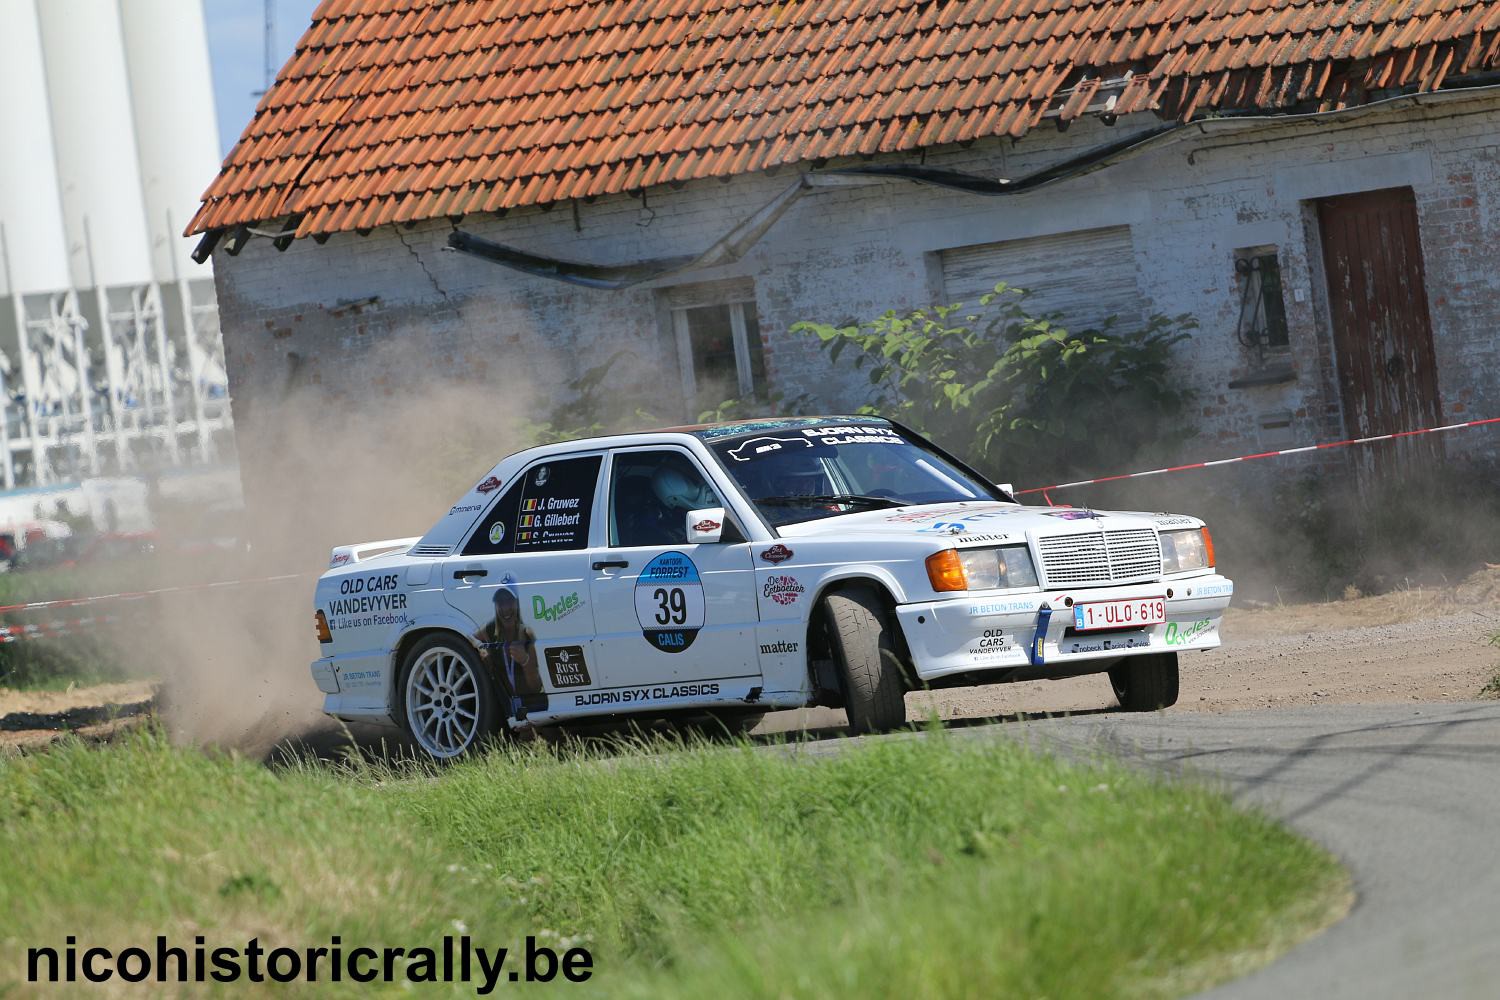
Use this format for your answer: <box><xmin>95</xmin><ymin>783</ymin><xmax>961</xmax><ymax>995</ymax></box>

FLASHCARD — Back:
<box><xmin>803</xmin><ymin>573</ymin><xmax>914</xmax><ymax>703</ymax></box>
<box><xmin>386</xmin><ymin>619</ymin><xmax>492</xmax><ymax>716</ymax></box>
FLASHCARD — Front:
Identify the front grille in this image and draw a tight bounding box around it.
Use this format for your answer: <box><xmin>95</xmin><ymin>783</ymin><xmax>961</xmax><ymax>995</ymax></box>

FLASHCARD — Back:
<box><xmin>1037</xmin><ymin>529</ymin><xmax>1161</xmax><ymax>586</ymax></box>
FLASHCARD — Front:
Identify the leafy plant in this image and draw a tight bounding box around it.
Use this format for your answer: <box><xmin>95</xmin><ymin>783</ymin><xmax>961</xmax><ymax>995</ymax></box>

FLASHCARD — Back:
<box><xmin>528</xmin><ymin>346</ymin><xmax>813</xmax><ymax>435</ymax></box>
<box><xmin>1484</xmin><ymin>635</ymin><xmax>1500</xmax><ymax>699</ymax></box>
<box><xmin>693</xmin><ymin>386</ymin><xmax>815</xmax><ymax>425</ymax></box>
<box><xmin>525</xmin><ymin>349</ymin><xmax>663</xmax><ymax>444</ymax></box>
<box><xmin>791</xmin><ymin>283</ymin><xmax>1197</xmax><ymax>480</ymax></box>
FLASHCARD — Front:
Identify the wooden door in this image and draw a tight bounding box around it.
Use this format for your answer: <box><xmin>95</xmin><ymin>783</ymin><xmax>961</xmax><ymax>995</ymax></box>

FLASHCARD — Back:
<box><xmin>1317</xmin><ymin>187</ymin><xmax>1443</xmax><ymax>469</ymax></box>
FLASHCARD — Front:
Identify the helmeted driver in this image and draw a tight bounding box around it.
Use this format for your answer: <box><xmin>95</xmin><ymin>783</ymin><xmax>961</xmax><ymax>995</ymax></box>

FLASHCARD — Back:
<box><xmin>652</xmin><ymin>459</ymin><xmax>719</xmax><ymax>513</ymax></box>
<box><xmin>617</xmin><ymin>455</ymin><xmax>720</xmax><ymax>545</ymax></box>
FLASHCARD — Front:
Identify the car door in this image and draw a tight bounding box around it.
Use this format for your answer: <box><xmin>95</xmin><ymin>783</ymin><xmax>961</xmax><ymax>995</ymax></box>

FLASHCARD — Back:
<box><xmin>586</xmin><ymin>446</ymin><xmax>761</xmax><ymax>695</ymax></box>
<box><xmin>442</xmin><ymin>453</ymin><xmax>604</xmax><ymax>722</ymax></box>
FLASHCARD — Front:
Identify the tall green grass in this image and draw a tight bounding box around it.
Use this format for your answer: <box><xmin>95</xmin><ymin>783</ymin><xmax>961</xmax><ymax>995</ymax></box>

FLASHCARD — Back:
<box><xmin>1</xmin><ymin>728</ymin><xmax>1347</xmax><ymax>997</ymax></box>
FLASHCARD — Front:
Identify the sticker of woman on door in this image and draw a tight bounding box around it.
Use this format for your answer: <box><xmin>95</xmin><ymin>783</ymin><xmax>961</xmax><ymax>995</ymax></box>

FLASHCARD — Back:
<box><xmin>474</xmin><ymin>574</ymin><xmax>548</xmax><ymax>722</ymax></box>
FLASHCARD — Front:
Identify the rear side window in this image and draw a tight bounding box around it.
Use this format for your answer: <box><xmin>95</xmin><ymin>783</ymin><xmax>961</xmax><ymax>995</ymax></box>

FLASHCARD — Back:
<box><xmin>463</xmin><ymin>455</ymin><xmax>602</xmax><ymax>555</ymax></box>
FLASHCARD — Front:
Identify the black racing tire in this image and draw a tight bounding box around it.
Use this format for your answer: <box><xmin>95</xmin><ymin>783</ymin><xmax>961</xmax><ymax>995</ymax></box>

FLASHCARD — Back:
<box><xmin>1108</xmin><ymin>652</ymin><xmax>1180</xmax><ymax>712</ymax></box>
<box><xmin>823</xmin><ymin>586</ymin><xmax>909</xmax><ymax>734</ymax></box>
<box><xmin>395</xmin><ymin>634</ymin><xmax>501</xmax><ymax>760</ymax></box>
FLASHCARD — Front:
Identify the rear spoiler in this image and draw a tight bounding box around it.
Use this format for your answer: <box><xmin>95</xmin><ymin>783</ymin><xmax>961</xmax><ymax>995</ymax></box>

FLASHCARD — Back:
<box><xmin>328</xmin><ymin>536</ymin><xmax>422</xmax><ymax>569</ymax></box>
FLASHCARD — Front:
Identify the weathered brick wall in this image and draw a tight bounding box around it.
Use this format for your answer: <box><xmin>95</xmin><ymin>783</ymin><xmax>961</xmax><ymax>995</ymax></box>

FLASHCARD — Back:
<box><xmin>211</xmin><ymin>91</ymin><xmax>1500</xmax><ymax>529</ymax></box>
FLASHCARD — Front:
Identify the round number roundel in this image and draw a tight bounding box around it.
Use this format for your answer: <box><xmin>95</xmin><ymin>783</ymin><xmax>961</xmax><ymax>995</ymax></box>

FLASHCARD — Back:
<box><xmin>633</xmin><ymin>551</ymin><xmax>705</xmax><ymax>653</ymax></box>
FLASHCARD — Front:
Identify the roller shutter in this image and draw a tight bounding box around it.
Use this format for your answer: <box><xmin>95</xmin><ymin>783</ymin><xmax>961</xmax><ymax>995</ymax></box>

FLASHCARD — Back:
<box><xmin>939</xmin><ymin>226</ymin><xmax>1145</xmax><ymax>333</ymax></box>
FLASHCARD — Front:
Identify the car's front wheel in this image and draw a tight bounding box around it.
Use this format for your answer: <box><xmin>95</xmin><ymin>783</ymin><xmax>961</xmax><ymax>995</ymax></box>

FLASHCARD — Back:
<box><xmin>823</xmin><ymin>586</ymin><xmax>909</xmax><ymax>734</ymax></box>
<box><xmin>398</xmin><ymin>635</ymin><xmax>499</xmax><ymax>759</ymax></box>
<box><xmin>1108</xmin><ymin>652</ymin><xmax>1180</xmax><ymax>711</ymax></box>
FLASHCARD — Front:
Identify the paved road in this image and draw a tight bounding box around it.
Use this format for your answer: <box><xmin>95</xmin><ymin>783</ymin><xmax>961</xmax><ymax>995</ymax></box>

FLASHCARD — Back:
<box><xmin>987</xmin><ymin>703</ymin><xmax>1500</xmax><ymax>999</ymax></box>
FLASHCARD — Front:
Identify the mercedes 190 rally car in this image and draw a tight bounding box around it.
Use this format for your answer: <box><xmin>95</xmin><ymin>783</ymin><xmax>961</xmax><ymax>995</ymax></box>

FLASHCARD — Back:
<box><xmin>311</xmin><ymin>417</ymin><xmax>1232</xmax><ymax>758</ymax></box>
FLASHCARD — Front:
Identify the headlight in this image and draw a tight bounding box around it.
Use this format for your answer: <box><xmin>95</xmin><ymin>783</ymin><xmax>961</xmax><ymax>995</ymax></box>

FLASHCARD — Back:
<box><xmin>926</xmin><ymin>545</ymin><xmax>1039</xmax><ymax>592</ymax></box>
<box><xmin>1161</xmin><ymin>528</ymin><xmax>1215</xmax><ymax>574</ymax></box>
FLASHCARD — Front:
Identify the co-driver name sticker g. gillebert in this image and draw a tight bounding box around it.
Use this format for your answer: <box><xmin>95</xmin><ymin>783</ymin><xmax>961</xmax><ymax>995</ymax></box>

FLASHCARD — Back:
<box><xmin>634</xmin><ymin>551</ymin><xmax>705</xmax><ymax>653</ymax></box>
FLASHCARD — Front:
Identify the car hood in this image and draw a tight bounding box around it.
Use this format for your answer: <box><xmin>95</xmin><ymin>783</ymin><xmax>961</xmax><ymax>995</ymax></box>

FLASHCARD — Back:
<box><xmin>772</xmin><ymin>502</ymin><xmax>1195</xmax><ymax>546</ymax></box>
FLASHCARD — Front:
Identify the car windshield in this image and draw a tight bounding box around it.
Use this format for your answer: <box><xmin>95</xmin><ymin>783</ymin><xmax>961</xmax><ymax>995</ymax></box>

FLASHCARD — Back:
<box><xmin>703</xmin><ymin>421</ymin><xmax>1000</xmax><ymax>526</ymax></box>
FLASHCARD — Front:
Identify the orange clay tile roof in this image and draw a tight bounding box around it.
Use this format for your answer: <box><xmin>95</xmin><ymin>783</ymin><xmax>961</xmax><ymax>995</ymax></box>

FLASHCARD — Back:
<box><xmin>189</xmin><ymin>0</ymin><xmax>1500</xmax><ymax>239</ymax></box>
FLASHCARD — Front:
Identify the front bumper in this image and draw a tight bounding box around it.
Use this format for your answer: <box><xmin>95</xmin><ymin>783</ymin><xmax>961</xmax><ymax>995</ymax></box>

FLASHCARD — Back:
<box><xmin>895</xmin><ymin>574</ymin><xmax>1233</xmax><ymax>682</ymax></box>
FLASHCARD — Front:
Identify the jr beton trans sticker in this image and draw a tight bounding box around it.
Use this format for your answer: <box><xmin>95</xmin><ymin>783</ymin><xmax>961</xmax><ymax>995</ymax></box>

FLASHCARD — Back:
<box><xmin>634</xmin><ymin>551</ymin><xmax>706</xmax><ymax>653</ymax></box>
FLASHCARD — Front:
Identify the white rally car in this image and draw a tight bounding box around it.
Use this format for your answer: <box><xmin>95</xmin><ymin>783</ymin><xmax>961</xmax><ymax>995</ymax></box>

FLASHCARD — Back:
<box><xmin>311</xmin><ymin>417</ymin><xmax>1232</xmax><ymax>758</ymax></box>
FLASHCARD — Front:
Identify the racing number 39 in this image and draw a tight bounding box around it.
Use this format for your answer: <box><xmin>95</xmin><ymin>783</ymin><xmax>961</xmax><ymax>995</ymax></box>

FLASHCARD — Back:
<box><xmin>635</xmin><ymin>552</ymin><xmax>706</xmax><ymax>653</ymax></box>
<box><xmin>653</xmin><ymin>587</ymin><xmax>689</xmax><ymax>625</ymax></box>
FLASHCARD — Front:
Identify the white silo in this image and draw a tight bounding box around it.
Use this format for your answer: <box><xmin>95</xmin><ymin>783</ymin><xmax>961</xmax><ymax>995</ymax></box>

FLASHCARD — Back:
<box><xmin>0</xmin><ymin>0</ymin><xmax>233</xmax><ymax>489</ymax></box>
<box><xmin>0</xmin><ymin>0</ymin><xmax>77</xmax><ymax>488</ymax></box>
<box><xmin>120</xmin><ymin>0</ymin><xmax>222</xmax><ymax>284</ymax></box>
<box><xmin>0</xmin><ymin>0</ymin><xmax>72</xmax><ymax>298</ymax></box>
<box><xmin>35</xmin><ymin>0</ymin><xmax>155</xmax><ymax>291</ymax></box>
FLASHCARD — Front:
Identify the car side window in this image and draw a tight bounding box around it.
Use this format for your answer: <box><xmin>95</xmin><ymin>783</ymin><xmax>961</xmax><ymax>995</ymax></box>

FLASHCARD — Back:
<box><xmin>610</xmin><ymin>451</ymin><xmax>724</xmax><ymax>548</ymax></box>
<box><xmin>463</xmin><ymin>455</ymin><xmax>602</xmax><ymax>555</ymax></box>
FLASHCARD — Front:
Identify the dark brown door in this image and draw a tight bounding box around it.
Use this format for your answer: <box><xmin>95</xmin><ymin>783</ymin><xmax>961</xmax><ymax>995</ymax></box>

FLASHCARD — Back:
<box><xmin>1317</xmin><ymin>187</ymin><xmax>1443</xmax><ymax>468</ymax></box>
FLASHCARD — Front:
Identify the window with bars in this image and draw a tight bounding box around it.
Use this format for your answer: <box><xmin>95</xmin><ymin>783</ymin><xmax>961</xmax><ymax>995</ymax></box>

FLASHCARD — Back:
<box><xmin>1234</xmin><ymin>247</ymin><xmax>1290</xmax><ymax>354</ymax></box>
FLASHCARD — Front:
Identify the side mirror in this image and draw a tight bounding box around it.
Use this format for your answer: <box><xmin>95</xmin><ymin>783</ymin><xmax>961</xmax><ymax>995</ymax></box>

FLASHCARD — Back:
<box><xmin>997</xmin><ymin>482</ymin><xmax>1015</xmax><ymax>497</ymax></box>
<box><xmin>686</xmin><ymin>507</ymin><xmax>726</xmax><ymax>544</ymax></box>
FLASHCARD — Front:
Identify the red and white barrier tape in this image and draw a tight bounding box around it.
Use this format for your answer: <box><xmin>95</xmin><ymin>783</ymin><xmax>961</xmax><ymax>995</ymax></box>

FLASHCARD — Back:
<box><xmin>0</xmin><ymin>615</ymin><xmax>120</xmax><ymax>644</ymax></box>
<box><xmin>1</xmin><ymin>415</ymin><xmax>1496</xmax><ymax>631</ymax></box>
<box><xmin>0</xmin><ymin>572</ymin><xmax>308</xmax><ymax>617</ymax></box>
<box><xmin>1015</xmin><ymin>415</ymin><xmax>1500</xmax><ymax>503</ymax></box>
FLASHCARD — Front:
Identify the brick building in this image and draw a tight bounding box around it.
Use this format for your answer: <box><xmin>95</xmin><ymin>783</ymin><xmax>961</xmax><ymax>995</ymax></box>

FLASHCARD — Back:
<box><xmin>190</xmin><ymin>2</ymin><xmax>1500</xmax><ymax>530</ymax></box>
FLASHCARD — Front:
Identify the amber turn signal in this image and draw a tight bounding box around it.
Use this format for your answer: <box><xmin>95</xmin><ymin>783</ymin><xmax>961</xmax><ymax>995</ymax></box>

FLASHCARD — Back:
<box><xmin>925</xmin><ymin>549</ymin><xmax>968</xmax><ymax>592</ymax></box>
<box><xmin>1201</xmin><ymin>527</ymin><xmax>1216</xmax><ymax>568</ymax></box>
<box><xmin>315</xmin><ymin>610</ymin><xmax>333</xmax><ymax>644</ymax></box>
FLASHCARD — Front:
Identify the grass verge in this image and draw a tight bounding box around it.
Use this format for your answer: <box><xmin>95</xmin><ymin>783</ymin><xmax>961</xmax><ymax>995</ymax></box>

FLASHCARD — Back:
<box><xmin>1</xmin><ymin>727</ymin><xmax>1348</xmax><ymax>996</ymax></box>
<box><xmin>1480</xmin><ymin>633</ymin><xmax>1500</xmax><ymax>698</ymax></box>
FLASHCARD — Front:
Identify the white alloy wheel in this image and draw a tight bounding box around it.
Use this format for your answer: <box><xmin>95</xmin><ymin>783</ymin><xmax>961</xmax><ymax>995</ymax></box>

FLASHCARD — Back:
<box><xmin>405</xmin><ymin>644</ymin><xmax>484</xmax><ymax>758</ymax></box>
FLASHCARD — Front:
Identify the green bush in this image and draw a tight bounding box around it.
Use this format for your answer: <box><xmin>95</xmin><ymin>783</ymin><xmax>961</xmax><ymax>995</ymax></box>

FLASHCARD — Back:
<box><xmin>792</xmin><ymin>283</ymin><xmax>1198</xmax><ymax>481</ymax></box>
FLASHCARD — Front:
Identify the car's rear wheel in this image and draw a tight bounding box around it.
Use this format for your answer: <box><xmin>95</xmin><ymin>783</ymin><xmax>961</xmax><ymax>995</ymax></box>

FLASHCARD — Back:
<box><xmin>1109</xmin><ymin>652</ymin><xmax>1180</xmax><ymax>711</ymax></box>
<box><xmin>398</xmin><ymin>635</ymin><xmax>498</xmax><ymax>759</ymax></box>
<box><xmin>823</xmin><ymin>586</ymin><xmax>908</xmax><ymax>734</ymax></box>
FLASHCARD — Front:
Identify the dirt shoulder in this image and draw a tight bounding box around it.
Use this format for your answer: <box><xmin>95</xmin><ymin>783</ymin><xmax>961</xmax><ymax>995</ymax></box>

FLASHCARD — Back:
<box><xmin>0</xmin><ymin>680</ymin><xmax>157</xmax><ymax>753</ymax></box>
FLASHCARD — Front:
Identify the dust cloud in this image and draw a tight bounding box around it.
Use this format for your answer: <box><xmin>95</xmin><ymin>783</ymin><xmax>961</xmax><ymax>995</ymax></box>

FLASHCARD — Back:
<box><xmin>1067</xmin><ymin>443</ymin><xmax>1500</xmax><ymax>604</ymax></box>
<box><xmin>134</xmin><ymin>335</ymin><xmax>550</xmax><ymax>758</ymax></box>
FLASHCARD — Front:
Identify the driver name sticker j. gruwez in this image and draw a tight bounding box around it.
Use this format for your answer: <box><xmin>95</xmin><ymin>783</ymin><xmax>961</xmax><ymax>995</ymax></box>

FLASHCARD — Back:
<box><xmin>513</xmin><ymin>457</ymin><xmax>597</xmax><ymax>551</ymax></box>
<box><xmin>634</xmin><ymin>551</ymin><xmax>705</xmax><ymax>653</ymax></box>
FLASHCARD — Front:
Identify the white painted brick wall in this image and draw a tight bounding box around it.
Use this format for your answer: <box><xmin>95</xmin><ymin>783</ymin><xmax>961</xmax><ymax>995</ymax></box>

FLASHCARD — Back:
<box><xmin>212</xmin><ymin>91</ymin><xmax>1500</xmax><ymax>512</ymax></box>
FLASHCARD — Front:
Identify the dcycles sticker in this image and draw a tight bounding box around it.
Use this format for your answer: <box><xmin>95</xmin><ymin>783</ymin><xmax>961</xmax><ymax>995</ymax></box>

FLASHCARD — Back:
<box><xmin>475</xmin><ymin>476</ymin><xmax>502</xmax><ymax>494</ymax></box>
<box><xmin>532</xmin><ymin>591</ymin><xmax>581</xmax><ymax>624</ymax></box>
<box><xmin>1164</xmin><ymin>619</ymin><xmax>1213</xmax><ymax>646</ymax></box>
<box><xmin>762</xmin><ymin>575</ymin><xmax>804</xmax><ymax>606</ymax></box>
<box><xmin>633</xmin><ymin>551</ymin><xmax>706</xmax><ymax>653</ymax></box>
<box><xmin>760</xmin><ymin>544</ymin><xmax>793</xmax><ymax>564</ymax></box>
